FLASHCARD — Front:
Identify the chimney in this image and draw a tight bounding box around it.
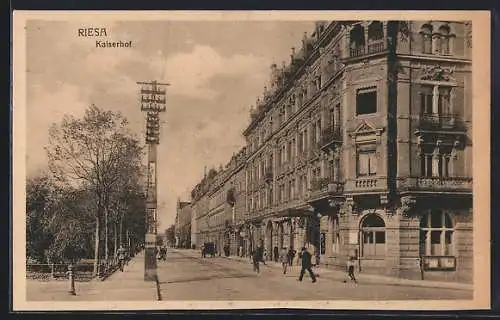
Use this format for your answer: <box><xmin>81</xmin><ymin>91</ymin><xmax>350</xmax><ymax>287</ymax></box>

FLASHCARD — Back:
<box><xmin>290</xmin><ymin>47</ymin><xmax>296</xmax><ymax>62</ymax></box>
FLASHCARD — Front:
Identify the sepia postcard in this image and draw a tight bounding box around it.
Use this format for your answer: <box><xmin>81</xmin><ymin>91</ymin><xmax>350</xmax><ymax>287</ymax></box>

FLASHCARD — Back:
<box><xmin>12</xmin><ymin>10</ymin><xmax>491</xmax><ymax>311</ymax></box>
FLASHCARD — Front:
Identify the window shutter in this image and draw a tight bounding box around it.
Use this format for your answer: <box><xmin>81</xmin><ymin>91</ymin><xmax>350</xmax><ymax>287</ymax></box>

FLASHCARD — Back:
<box><xmin>369</xmin><ymin>152</ymin><xmax>378</xmax><ymax>175</ymax></box>
<box><xmin>358</xmin><ymin>153</ymin><xmax>369</xmax><ymax>175</ymax></box>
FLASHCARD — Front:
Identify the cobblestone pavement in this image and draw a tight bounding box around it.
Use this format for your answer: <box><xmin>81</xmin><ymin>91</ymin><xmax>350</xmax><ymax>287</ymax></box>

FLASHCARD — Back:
<box><xmin>157</xmin><ymin>249</ymin><xmax>473</xmax><ymax>301</ymax></box>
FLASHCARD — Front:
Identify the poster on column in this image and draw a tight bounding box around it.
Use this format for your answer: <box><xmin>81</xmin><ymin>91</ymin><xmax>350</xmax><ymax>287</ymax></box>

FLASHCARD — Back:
<box><xmin>148</xmin><ymin>161</ymin><xmax>156</xmax><ymax>189</ymax></box>
<box><xmin>349</xmin><ymin>231</ymin><xmax>358</xmax><ymax>244</ymax></box>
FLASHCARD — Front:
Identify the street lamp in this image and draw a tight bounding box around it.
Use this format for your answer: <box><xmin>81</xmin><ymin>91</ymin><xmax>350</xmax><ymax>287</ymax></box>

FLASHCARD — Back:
<box><xmin>317</xmin><ymin>213</ymin><xmax>322</xmax><ymax>261</ymax></box>
<box><xmin>137</xmin><ymin>80</ymin><xmax>169</xmax><ymax>282</ymax></box>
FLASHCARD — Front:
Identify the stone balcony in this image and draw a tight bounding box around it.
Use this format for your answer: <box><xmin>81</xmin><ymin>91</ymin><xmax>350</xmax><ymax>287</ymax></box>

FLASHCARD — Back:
<box><xmin>307</xmin><ymin>177</ymin><xmax>344</xmax><ymax>203</ymax></box>
<box><xmin>319</xmin><ymin>126</ymin><xmax>342</xmax><ymax>152</ymax></box>
<box><xmin>344</xmin><ymin>176</ymin><xmax>388</xmax><ymax>194</ymax></box>
<box><xmin>397</xmin><ymin>176</ymin><xmax>472</xmax><ymax>193</ymax></box>
<box><xmin>263</xmin><ymin>168</ymin><xmax>273</xmax><ymax>183</ymax></box>
<box><xmin>416</xmin><ymin>113</ymin><xmax>467</xmax><ymax>134</ymax></box>
<box><xmin>348</xmin><ymin>39</ymin><xmax>387</xmax><ymax>58</ymax></box>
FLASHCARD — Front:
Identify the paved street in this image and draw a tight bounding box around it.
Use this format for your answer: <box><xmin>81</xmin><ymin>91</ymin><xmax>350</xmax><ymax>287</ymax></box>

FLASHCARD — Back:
<box><xmin>158</xmin><ymin>249</ymin><xmax>472</xmax><ymax>301</ymax></box>
<box><xmin>26</xmin><ymin>251</ymin><xmax>158</xmax><ymax>301</ymax></box>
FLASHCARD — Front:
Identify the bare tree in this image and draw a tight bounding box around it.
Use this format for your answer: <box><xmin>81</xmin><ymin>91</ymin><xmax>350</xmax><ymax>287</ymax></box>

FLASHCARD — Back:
<box><xmin>46</xmin><ymin>105</ymin><xmax>144</xmax><ymax>275</ymax></box>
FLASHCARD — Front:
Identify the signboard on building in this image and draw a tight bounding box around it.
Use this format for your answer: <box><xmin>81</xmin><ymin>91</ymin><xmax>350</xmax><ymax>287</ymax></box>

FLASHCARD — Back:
<box><xmin>422</xmin><ymin>256</ymin><xmax>456</xmax><ymax>271</ymax></box>
<box><xmin>349</xmin><ymin>231</ymin><xmax>358</xmax><ymax>244</ymax></box>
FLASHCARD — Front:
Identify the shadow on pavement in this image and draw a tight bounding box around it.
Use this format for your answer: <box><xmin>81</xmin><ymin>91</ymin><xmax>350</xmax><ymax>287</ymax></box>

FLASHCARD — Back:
<box><xmin>160</xmin><ymin>273</ymin><xmax>255</xmax><ymax>285</ymax></box>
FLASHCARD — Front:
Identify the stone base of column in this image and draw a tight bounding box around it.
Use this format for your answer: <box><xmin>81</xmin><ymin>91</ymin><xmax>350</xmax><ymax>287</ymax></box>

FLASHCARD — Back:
<box><xmin>144</xmin><ymin>239</ymin><xmax>157</xmax><ymax>281</ymax></box>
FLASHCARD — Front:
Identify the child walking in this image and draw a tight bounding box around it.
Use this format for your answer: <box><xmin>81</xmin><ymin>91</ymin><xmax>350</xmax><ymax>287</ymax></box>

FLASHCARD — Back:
<box><xmin>343</xmin><ymin>256</ymin><xmax>358</xmax><ymax>284</ymax></box>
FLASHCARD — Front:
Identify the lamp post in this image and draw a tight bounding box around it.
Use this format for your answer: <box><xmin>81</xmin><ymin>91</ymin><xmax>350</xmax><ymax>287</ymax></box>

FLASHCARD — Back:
<box><xmin>317</xmin><ymin>213</ymin><xmax>322</xmax><ymax>263</ymax></box>
<box><xmin>137</xmin><ymin>80</ymin><xmax>169</xmax><ymax>281</ymax></box>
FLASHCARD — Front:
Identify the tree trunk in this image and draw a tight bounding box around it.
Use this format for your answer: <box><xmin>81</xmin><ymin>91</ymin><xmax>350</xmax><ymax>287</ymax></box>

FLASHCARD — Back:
<box><xmin>93</xmin><ymin>215</ymin><xmax>100</xmax><ymax>276</ymax></box>
<box><xmin>119</xmin><ymin>214</ymin><xmax>124</xmax><ymax>247</ymax></box>
<box><xmin>105</xmin><ymin>207</ymin><xmax>109</xmax><ymax>264</ymax></box>
<box><xmin>113</xmin><ymin>222</ymin><xmax>118</xmax><ymax>260</ymax></box>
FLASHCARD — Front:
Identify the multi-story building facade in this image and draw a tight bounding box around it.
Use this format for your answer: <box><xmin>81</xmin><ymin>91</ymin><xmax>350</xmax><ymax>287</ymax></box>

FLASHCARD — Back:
<box><xmin>175</xmin><ymin>199</ymin><xmax>192</xmax><ymax>248</ymax></box>
<box><xmin>191</xmin><ymin>149</ymin><xmax>247</xmax><ymax>255</ymax></box>
<box><xmin>188</xmin><ymin>20</ymin><xmax>473</xmax><ymax>283</ymax></box>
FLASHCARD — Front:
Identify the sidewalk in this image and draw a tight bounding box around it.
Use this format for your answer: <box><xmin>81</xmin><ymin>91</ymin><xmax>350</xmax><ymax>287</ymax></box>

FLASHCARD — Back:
<box><xmin>27</xmin><ymin>250</ymin><xmax>160</xmax><ymax>301</ymax></box>
<box><xmin>220</xmin><ymin>254</ymin><xmax>473</xmax><ymax>291</ymax></box>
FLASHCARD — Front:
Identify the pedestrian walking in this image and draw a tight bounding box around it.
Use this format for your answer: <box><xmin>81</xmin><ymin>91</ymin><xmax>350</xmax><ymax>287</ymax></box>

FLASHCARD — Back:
<box><xmin>343</xmin><ymin>256</ymin><xmax>358</xmax><ymax>284</ymax></box>
<box><xmin>252</xmin><ymin>245</ymin><xmax>265</xmax><ymax>274</ymax></box>
<box><xmin>287</xmin><ymin>247</ymin><xmax>296</xmax><ymax>266</ymax></box>
<box><xmin>297</xmin><ymin>247</ymin><xmax>317</xmax><ymax>283</ymax></box>
<box><xmin>279</xmin><ymin>247</ymin><xmax>288</xmax><ymax>274</ymax></box>
<box><xmin>117</xmin><ymin>245</ymin><xmax>127</xmax><ymax>272</ymax></box>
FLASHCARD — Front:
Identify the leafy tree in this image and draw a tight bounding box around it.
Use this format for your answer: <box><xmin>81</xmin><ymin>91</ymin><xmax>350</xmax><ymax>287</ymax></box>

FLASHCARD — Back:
<box><xmin>46</xmin><ymin>105</ymin><xmax>145</xmax><ymax>275</ymax></box>
<box><xmin>26</xmin><ymin>173</ymin><xmax>54</xmax><ymax>263</ymax></box>
<box><xmin>165</xmin><ymin>225</ymin><xmax>176</xmax><ymax>246</ymax></box>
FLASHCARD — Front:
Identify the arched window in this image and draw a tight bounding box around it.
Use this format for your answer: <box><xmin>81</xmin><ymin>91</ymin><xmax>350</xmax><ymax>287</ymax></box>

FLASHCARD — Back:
<box><xmin>367</xmin><ymin>21</ymin><xmax>384</xmax><ymax>54</ymax></box>
<box><xmin>419</xmin><ymin>210</ymin><xmax>454</xmax><ymax>256</ymax></box>
<box><xmin>349</xmin><ymin>24</ymin><xmax>365</xmax><ymax>57</ymax></box>
<box><xmin>331</xmin><ymin>215</ymin><xmax>340</xmax><ymax>254</ymax></box>
<box><xmin>439</xmin><ymin>25</ymin><xmax>451</xmax><ymax>55</ymax></box>
<box><xmin>361</xmin><ymin>213</ymin><xmax>386</xmax><ymax>257</ymax></box>
<box><xmin>421</xmin><ymin>24</ymin><xmax>433</xmax><ymax>54</ymax></box>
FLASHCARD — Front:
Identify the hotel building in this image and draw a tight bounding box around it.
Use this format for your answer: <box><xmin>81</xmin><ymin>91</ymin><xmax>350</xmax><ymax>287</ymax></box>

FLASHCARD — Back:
<box><xmin>188</xmin><ymin>20</ymin><xmax>473</xmax><ymax>283</ymax></box>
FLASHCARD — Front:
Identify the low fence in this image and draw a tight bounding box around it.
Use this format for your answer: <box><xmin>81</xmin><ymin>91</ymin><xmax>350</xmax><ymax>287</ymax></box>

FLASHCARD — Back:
<box><xmin>27</xmin><ymin>258</ymin><xmax>127</xmax><ymax>282</ymax></box>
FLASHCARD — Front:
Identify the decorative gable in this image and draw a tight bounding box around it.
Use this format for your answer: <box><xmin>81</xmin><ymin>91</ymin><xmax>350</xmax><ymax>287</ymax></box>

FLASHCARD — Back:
<box><xmin>355</xmin><ymin>120</ymin><xmax>376</xmax><ymax>134</ymax></box>
<box><xmin>349</xmin><ymin>120</ymin><xmax>384</xmax><ymax>143</ymax></box>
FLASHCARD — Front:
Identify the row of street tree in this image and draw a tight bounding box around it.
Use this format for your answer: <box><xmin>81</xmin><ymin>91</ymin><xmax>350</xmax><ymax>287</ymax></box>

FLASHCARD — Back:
<box><xmin>26</xmin><ymin>105</ymin><xmax>149</xmax><ymax>276</ymax></box>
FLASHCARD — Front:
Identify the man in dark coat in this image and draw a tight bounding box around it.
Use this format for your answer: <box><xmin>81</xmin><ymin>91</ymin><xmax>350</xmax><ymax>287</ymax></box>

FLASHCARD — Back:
<box><xmin>287</xmin><ymin>247</ymin><xmax>296</xmax><ymax>266</ymax></box>
<box><xmin>298</xmin><ymin>247</ymin><xmax>317</xmax><ymax>283</ymax></box>
<box><xmin>252</xmin><ymin>244</ymin><xmax>265</xmax><ymax>274</ymax></box>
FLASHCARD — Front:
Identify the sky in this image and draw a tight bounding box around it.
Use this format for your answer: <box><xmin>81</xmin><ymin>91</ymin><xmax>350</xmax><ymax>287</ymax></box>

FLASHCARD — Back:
<box><xmin>25</xmin><ymin>19</ymin><xmax>316</xmax><ymax>231</ymax></box>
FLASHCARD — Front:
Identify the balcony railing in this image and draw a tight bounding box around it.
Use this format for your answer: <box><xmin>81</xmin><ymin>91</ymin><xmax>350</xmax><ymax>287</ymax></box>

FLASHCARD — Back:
<box><xmin>397</xmin><ymin>176</ymin><xmax>472</xmax><ymax>192</ymax></box>
<box><xmin>264</xmin><ymin>168</ymin><xmax>273</xmax><ymax>183</ymax></box>
<box><xmin>319</xmin><ymin>126</ymin><xmax>342</xmax><ymax>150</ymax></box>
<box><xmin>355</xmin><ymin>177</ymin><xmax>378</xmax><ymax>189</ymax></box>
<box><xmin>367</xmin><ymin>39</ymin><xmax>386</xmax><ymax>54</ymax></box>
<box><xmin>416</xmin><ymin>177</ymin><xmax>472</xmax><ymax>190</ymax></box>
<box><xmin>309</xmin><ymin>177</ymin><xmax>344</xmax><ymax>199</ymax></box>
<box><xmin>417</xmin><ymin>113</ymin><xmax>466</xmax><ymax>132</ymax></box>
<box><xmin>350</xmin><ymin>46</ymin><xmax>365</xmax><ymax>57</ymax></box>
<box><xmin>349</xmin><ymin>39</ymin><xmax>387</xmax><ymax>58</ymax></box>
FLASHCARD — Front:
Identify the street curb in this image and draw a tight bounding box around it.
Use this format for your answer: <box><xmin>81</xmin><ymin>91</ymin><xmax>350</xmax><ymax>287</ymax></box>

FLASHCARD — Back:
<box><xmin>219</xmin><ymin>256</ymin><xmax>473</xmax><ymax>292</ymax></box>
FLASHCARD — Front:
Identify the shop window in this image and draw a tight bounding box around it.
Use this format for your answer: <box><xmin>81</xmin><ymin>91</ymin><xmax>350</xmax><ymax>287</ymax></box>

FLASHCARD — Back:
<box><xmin>419</xmin><ymin>210</ymin><xmax>455</xmax><ymax>257</ymax></box>
<box><xmin>331</xmin><ymin>215</ymin><xmax>340</xmax><ymax>254</ymax></box>
<box><xmin>361</xmin><ymin>214</ymin><xmax>386</xmax><ymax>257</ymax></box>
<box><xmin>357</xmin><ymin>146</ymin><xmax>377</xmax><ymax>176</ymax></box>
<box><xmin>356</xmin><ymin>88</ymin><xmax>377</xmax><ymax>115</ymax></box>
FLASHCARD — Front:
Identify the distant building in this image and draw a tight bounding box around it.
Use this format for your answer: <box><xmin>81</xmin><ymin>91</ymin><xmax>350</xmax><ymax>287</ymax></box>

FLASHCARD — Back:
<box><xmin>187</xmin><ymin>20</ymin><xmax>472</xmax><ymax>283</ymax></box>
<box><xmin>175</xmin><ymin>199</ymin><xmax>192</xmax><ymax>249</ymax></box>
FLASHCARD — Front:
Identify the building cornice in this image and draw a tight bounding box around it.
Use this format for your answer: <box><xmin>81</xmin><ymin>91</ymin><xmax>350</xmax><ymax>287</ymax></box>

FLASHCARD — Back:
<box><xmin>243</xmin><ymin>22</ymin><xmax>344</xmax><ymax>137</ymax></box>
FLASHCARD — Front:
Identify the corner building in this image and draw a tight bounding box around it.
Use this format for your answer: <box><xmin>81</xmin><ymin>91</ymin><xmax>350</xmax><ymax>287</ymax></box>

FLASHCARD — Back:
<box><xmin>188</xmin><ymin>20</ymin><xmax>472</xmax><ymax>283</ymax></box>
<box><xmin>240</xmin><ymin>20</ymin><xmax>472</xmax><ymax>283</ymax></box>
